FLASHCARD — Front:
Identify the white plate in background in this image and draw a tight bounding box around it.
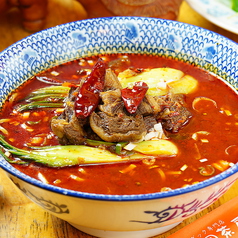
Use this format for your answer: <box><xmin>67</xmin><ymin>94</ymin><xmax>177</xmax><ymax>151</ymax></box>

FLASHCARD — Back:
<box><xmin>186</xmin><ymin>0</ymin><xmax>238</xmax><ymax>34</ymax></box>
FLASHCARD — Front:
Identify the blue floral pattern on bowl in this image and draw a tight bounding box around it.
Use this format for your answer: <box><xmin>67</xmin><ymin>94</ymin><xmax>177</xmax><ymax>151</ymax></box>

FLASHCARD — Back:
<box><xmin>0</xmin><ymin>17</ymin><xmax>237</xmax><ymax>108</ymax></box>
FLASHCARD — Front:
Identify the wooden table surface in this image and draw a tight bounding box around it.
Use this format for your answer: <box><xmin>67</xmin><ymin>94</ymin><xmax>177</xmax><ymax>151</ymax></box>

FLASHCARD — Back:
<box><xmin>0</xmin><ymin>1</ymin><xmax>238</xmax><ymax>237</ymax></box>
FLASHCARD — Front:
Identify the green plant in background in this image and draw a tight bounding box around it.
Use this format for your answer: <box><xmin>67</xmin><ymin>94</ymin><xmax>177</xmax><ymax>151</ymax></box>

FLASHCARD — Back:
<box><xmin>232</xmin><ymin>0</ymin><xmax>238</xmax><ymax>11</ymax></box>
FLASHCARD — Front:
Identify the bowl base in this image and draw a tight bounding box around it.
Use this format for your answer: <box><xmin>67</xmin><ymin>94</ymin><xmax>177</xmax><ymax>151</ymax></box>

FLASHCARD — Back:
<box><xmin>68</xmin><ymin>222</ymin><xmax>181</xmax><ymax>238</ymax></box>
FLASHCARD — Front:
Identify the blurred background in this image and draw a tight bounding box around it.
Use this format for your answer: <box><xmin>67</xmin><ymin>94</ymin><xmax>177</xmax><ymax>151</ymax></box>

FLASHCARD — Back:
<box><xmin>0</xmin><ymin>0</ymin><xmax>237</xmax><ymax>53</ymax></box>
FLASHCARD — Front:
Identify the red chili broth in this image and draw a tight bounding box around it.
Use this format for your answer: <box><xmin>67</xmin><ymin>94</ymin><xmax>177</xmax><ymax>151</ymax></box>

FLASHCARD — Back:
<box><xmin>1</xmin><ymin>54</ymin><xmax>238</xmax><ymax>195</ymax></box>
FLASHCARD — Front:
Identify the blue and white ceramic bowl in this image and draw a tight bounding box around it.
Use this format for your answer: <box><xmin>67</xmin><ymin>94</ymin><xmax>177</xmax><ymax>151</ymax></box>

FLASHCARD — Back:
<box><xmin>0</xmin><ymin>17</ymin><xmax>238</xmax><ymax>238</ymax></box>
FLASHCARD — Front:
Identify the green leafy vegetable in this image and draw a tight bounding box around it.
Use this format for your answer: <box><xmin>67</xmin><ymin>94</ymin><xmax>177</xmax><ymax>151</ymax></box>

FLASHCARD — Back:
<box><xmin>17</xmin><ymin>86</ymin><xmax>70</xmax><ymax>112</ymax></box>
<box><xmin>0</xmin><ymin>135</ymin><xmax>176</xmax><ymax>167</ymax></box>
<box><xmin>28</xmin><ymin>86</ymin><xmax>70</xmax><ymax>96</ymax></box>
<box><xmin>17</xmin><ymin>102</ymin><xmax>64</xmax><ymax>112</ymax></box>
<box><xmin>0</xmin><ymin>135</ymin><xmax>129</xmax><ymax>167</ymax></box>
<box><xmin>118</xmin><ymin>68</ymin><xmax>198</xmax><ymax>96</ymax></box>
<box><xmin>0</xmin><ymin>149</ymin><xmax>27</xmax><ymax>164</ymax></box>
<box><xmin>27</xmin><ymin>94</ymin><xmax>65</xmax><ymax>102</ymax></box>
<box><xmin>132</xmin><ymin>140</ymin><xmax>178</xmax><ymax>156</ymax></box>
<box><xmin>0</xmin><ymin>136</ymin><xmax>150</xmax><ymax>167</ymax></box>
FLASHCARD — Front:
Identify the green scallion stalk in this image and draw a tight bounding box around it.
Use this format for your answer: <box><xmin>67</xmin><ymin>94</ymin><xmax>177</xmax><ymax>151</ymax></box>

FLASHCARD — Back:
<box><xmin>29</xmin><ymin>86</ymin><xmax>70</xmax><ymax>96</ymax></box>
<box><xmin>115</xmin><ymin>142</ymin><xmax>128</xmax><ymax>154</ymax></box>
<box><xmin>27</xmin><ymin>94</ymin><xmax>65</xmax><ymax>102</ymax></box>
<box><xmin>85</xmin><ymin>139</ymin><xmax>115</xmax><ymax>147</ymax></box>
<box><xmin>17</xmin><ymin>85</ymin><xmax>70</xmax><ymax>111</ymax></box>
<box><xmin>17</xmin><ymin>102</ymin><xmax>64</xmax><ymax>112</ymax></box>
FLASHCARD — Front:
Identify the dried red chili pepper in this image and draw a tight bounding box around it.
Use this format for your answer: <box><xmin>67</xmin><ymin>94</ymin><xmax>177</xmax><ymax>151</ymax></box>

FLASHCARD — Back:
<box><xmin>74</xmin><ymin>58</ymin><xmax>106</xmax><ymax>118</ymax></box>
<box><xmin>121</xmin><ymin>81</ymin><xmax>149</xmax><ymax>114</ymax></box>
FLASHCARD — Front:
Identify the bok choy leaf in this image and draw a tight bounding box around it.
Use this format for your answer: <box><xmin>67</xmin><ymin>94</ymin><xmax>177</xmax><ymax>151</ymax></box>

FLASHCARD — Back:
<box><xmin>0</xmin><ymin>135</ymin><xmax>129</xmax><ymax>167</ymax></box>
<box><xmin>17</xmin><ymin>86</ymin><xmax>70</xmax><ymax>112</ymax></box>
<box><xmin>0</xmin><ymin>135</ymin><xmax>178</xmax><ymax>167</ymax></box>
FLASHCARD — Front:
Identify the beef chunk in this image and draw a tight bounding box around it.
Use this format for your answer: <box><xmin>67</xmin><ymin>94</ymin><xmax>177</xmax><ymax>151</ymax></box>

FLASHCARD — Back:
<box><xmin>158</xmin><ymin>94</ymin><xmax>192</xmax><ymax>133</ymax></box>
<box><xmin>51</xmin><ymin>114</ymin><xmax>87</xmax><ymax>145</ymax></box>
<box><xmin>90</xmin><ymin>111</ymin><xmax>147</xmax><ymax>142</ymax></box>
<box><xmin>92</xmin><ymin>84</ymin><xmax>149</xmax><ymax>142</ymax></box>
<box><xmin>137</xmin><ymin>97</ymin><xmax>154</xmax><ymax>116</ymax></box>
<box><xmin>50</xmin><ymin>86</ymin><xmax>88</xmax><ymax>145</ymax></box>
<box><xmin>108</xmin><ymin>56</ymin><xmax>131</xmax><ymax>73</ymax></box>
<box><xmin>61</xmin><ymin>87</ymin><xmax>79</xmax><ymax>121</ymax></box>
<box><xmin>104</xmin><ymin>68</ymin><xmax>122</xmax><ymax>90</ymax></box>
<box><xmin>143</xmin><ymin>116</ymin><xmax>158</xmax><ymax>132</ymax></box>
<box><xmin>144</xmin><ymin>94</ymin><xmax>164</xmax><ymax>115</ymax></box>
<box><xmin>98</xmin><ymin>89</ymin><xmax>124</xmax><ymax>116</ymax></box>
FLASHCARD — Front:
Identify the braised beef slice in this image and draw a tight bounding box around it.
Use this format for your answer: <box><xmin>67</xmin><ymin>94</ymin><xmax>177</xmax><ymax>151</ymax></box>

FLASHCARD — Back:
<box><xmin>108</xmin><ymin>57</ymin><xmax>131</xmax><ymax>73</ymax></box>
<box><xmin>90</xmin><ymin>84</ymin><xmax>149</xmax><ymax>142</ymax></box>
<box><xmin>143</xmin><ymin>116</ymin><xmax>158</xmax><ymax>132</ymax></box>
<box><xmin>142</xmin><ymin>94</ymin><xmax>164</xmax><ymax>116</ymax></box>
<box><xmin>51</xmin><ymin>87</ymin><xmax>88</xmax><ymax>145</ymax></box>
<box><xmin>158</xmin><ymin>94</ymin><xmax>192</xmax><ymax>133</ymax></box>
<box><xmin>90</xmin><ymin>111</ymin><xmax>146</xmax><ymax>142</ymax></box>
<box><xmin>95</xmin><ymin>86</ymin><xmax>148</xmax><ymax>142</ymax></box>
<box><xmin>51</xmin><ymin>114</ymin><xmax>86</xmax><ymax>145</ymax></box>
<box><xmin>104</xmin><ymin>68</ymin><xmax>122</xmax><ymax>90</ymax></box>
<box><xmin>137</xmin><ymin>97</ymin><xmax>154</xmax><ymax>116</ymax></box>
<box><xmin>62</xmin><ymin>87</ymin><xmax>78</xmax><ymax>120</ymax></box>
<box><xmin>98</xmin><ymin>89</ymin><xmax>124</xmax><ymax>116</ymax></box>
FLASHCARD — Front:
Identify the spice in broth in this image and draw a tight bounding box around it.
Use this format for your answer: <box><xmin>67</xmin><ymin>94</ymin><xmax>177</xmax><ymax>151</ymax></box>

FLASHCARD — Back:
<box><xmin>0</xmin><ymin>54</ymin><xmax>237</xmax><ymax>195</ymax></box>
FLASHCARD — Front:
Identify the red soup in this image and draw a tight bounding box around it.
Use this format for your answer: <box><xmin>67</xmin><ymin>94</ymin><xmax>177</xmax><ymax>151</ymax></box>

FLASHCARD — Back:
<box><xmin>0</xmin><ymin>54</ymin><xmax>238</xmax><ymax>195</ymax></box>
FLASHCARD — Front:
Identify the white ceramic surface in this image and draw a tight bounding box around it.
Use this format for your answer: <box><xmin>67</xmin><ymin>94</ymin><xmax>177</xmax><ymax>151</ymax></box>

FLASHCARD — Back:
<box><xmin>186</xmin><ymin>0</ymin><xmax>238</xmax><ymax>34</ymax></box>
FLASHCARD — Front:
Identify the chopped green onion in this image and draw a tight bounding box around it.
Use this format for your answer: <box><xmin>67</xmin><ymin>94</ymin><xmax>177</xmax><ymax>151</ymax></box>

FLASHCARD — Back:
<box><xmin>85</xmin><ymin>139</ymin><xmax>128</xmax><ymax>155</ymax></box>
<box><xmin>199</xmin><ymin>165</ymin><xmax>215</xmax><ymax>176</ymax></box>
<box><xmin>26</xmin><ymin>120</ymin><xmax>42</xmax><ymax>125</ymax></box>
<box><xmin>115</xmin><ymin>142</ymin><xmax>128</xmax><ymax>154</ymax></box>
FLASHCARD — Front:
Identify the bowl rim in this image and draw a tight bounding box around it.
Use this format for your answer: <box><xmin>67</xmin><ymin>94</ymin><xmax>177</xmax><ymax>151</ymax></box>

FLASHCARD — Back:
<box><xmin>0</xmin><ymin>16</ymin><xmax>238</xmax><ymax>201</ymax></box>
